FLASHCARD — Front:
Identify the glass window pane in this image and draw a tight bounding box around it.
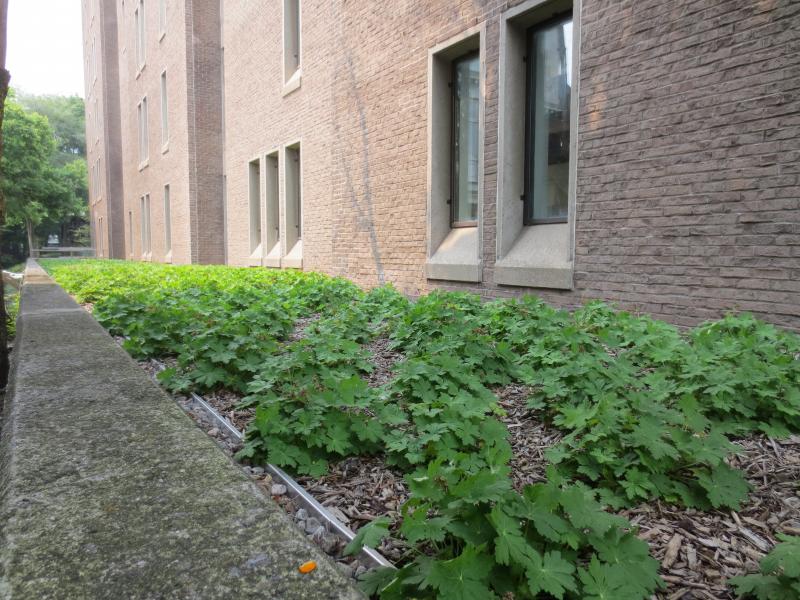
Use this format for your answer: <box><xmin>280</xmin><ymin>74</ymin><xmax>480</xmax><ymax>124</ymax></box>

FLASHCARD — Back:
<box><xmin>526</xmin><ymin>16</ymin><xmax>572</xmax><ymax>223</ymax></box>
<box><xmin>452</xmin><ymin>53</ymin><xmax>479</xmax><ymax>224</ymax></box>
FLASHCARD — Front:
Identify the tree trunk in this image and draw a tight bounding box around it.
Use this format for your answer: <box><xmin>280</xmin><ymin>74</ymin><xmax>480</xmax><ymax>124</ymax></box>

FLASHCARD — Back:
<box><xmin>24</xmin><ymin>217</ymin><xmax>34</xmax><ymax>256</ymax></box>
<box><xmin>0</xmin><ymin>0</ymin><xmax>11</xmax><ymax>389</ymax></box>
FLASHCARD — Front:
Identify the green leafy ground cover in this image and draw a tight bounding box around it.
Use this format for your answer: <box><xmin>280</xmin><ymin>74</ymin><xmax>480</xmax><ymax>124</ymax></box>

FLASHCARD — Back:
<box><xmin>43</xmin><ymin>259</ymin><xmax>800</xmax><ymax>600</ymax></box>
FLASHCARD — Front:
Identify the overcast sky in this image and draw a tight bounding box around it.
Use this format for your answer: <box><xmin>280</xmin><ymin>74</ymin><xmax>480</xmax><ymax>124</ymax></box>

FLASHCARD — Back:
<box><xmin>7</xmin><ymin>0</ymin><xmax>85</xmax><ymax>98</ymax></box>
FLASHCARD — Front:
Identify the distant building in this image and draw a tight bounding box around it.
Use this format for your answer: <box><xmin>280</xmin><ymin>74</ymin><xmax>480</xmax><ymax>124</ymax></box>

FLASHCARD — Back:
<box><xmin>82</xmin><ymin>0</ymin><xmax>800</xmax><ymax>330</ymax></box>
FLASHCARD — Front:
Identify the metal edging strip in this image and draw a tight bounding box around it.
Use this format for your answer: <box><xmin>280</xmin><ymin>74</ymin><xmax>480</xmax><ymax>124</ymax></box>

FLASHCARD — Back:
<box><xmin>154</xmin><ymin>361</ymin><xmax>394</xmax><ymax>570</ymax></box>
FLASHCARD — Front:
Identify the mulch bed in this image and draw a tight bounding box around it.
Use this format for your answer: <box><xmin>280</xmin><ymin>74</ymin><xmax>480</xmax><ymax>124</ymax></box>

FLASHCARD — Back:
<box><xmin>111</xmin><ymin>318</ymin><xmax>799</xmax><ymax>599</ymax></box>
<box><xmin>496</xmin><ymin>383</ymin><xmax>800</xmax><ymax>600</ymax></box>
<box><xmin>364</xmin><ymin>337</ymin><xmax>403</xmax><ymax>388</ymax></box>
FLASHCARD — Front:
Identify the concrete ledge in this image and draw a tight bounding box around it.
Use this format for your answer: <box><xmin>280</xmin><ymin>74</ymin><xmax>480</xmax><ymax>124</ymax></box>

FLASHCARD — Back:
<box><xmin>425</xmin><ymin>261</ymin><xmax>482</xmax><ymax>283</ymax></box>
<box><xmin>494</xmin><ymin>263</ymin><xmax>574</xmax><ymax>289</ymax></box>
<box><xmin>0</xmin><ymin>260</ymin><xmax>361</xmax><ymax>599</ymax></box>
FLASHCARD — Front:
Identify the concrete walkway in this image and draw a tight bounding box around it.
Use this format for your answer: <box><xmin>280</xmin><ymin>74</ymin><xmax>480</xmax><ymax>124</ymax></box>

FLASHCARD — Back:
<box><xmin>0</xmin><ymin>261</ymin><xmax>362</xmax><ymax>599</ymax></box>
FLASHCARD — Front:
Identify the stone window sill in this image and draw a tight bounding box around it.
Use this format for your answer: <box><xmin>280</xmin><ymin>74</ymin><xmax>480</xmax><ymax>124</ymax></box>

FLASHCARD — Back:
<box><xmin>282</xmin><ymin>70</ymin><xmax>302</xmax><ymax>97</ymax></box>
<box><xmin>494</xmin><ymin>224</ymin><xmax>573</xmax><ymax>289</ymax></box>
<box><xmin>426</xmin><ymin>227</ymin><xmax>481</xmax><ymax>283</ymax></box>
<box><xmin>282</xmin><ymin>239</ymin><xmax>303</xmax><ymax>269</ymax></box>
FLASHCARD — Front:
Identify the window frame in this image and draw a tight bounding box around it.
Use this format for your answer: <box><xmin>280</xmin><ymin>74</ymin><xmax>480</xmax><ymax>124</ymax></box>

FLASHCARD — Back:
<box><xmin>160</xmin><ymin>70</ymin><xmax>169</xmax><ymax>146</ymax></box>
<box><xmin>449</xmin><ymin>50</ymin><xmax>480</xmax><ymax>229</ymax></box>
<box><xmin>163</xmin><ymin>184</ymin><xmax>171</xmax><ymax>254</ymax></box>
<box><xmin>522</xmin><ymin>9</ymin><xmax>573</xmax><ymax>226</ymax></box>
<box><xmin>135</xmin><ymin>0</ymin><xmax>146</xmax><ymax>70</ymax></box>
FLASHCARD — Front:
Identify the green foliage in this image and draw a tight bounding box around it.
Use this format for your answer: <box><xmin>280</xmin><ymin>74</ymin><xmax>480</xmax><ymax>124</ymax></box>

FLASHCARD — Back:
<box><xmin>2</xmin><ymin>93</ymin><xmax>88</xmax><ymax>253</ymax></box>
<box><xmin>17</xmin><ymin>92</ymin><xmax>85</xmax><ymax>164</ymax></box>
<box><xmin>43</xmin><ymin>260</ymin><xmax>800</xmax><ymax>600</ymax></box>
<box><xmin>729</xmin><ymin>535</ymin><xmax>800</xmax><ymax>600</ymax></box>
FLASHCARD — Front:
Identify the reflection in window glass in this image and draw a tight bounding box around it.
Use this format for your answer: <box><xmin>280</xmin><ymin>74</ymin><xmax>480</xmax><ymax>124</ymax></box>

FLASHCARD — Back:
<box><xmin>452</xmin><ymin>52</ymin><xmax>480</xmax><ymax>225</ymax></box>
<box><xmin>525</xmin><ymin>14</ymin><xmax>572</xmax><ymax>223</ymax></box>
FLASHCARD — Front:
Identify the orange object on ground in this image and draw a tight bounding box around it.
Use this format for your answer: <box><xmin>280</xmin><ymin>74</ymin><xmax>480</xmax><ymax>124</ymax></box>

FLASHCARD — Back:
<box><xmin>298</xmin><ymin>560</ymin><xmax>317</xmax><ymax>574</ymax></box>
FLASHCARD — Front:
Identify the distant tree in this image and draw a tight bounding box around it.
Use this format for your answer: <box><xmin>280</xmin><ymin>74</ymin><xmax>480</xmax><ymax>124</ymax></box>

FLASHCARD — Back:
<box><xmin>1</xmin><ymin>96</ymin><xmax>85</xmax><ymax>252</ymax></box>
<box><xmin>18</xmin><ymin>93</ymin><xmax>85</xmax><ymax>166</ymax></box>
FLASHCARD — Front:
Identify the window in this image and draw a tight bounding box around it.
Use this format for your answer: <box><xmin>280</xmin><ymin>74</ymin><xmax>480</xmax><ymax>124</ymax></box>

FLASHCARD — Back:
<box><xmin>286</xmin><ymin>144</ymin><xmax>301</xmax><ymax>240</ymax></box>
<box><xmin>128</xmin><ymin>210</ymin><xmax>134</xmax><ymax>257</ymax></box>
<box><xmin>138</xmin><ymin>97</ymin><xmax>149</xmax><ymax>164</ymax></box>
<box><xmin>140</xmin><ymin>194</ymin><xmax>151</xmax><ymax>255</ymax></box>
<box><xmin>160</xmin><ymin>71</ymin><xmax>168</xmax><ymax>145</ymax></box>
<box><xmin>425</xmin><ymin>26</ymin><xmax>483</xmax><ymax>283</ymax></box>
<box><xmin>494</xmin><ymin>0</ymin><xmax>577</xmax><ymax>290</ymax></box>
<box><xmin>92</xmin><ymin>37</ymin><xmax>97</xmax><ymax>83</ymax></box>
<box><xmin>451</xmin><ymin>52</ymin><xmax>480</xmax><ymax>227</ymax></box>
<box><xmin>265</xmin><ymin>151</ymin><xmax>280</xmax><ymax>256</ymax></box>
<box><xmin>97</xmin><ymin>217</ymin><xmax>104</xmax><ymax>257</ymax></box>
<box><xmin>248</xmin><ymin>158</ymin><xmax>262</xmax><ymax>254</ymax></box>
<box><xmin>163</xmin><ymin>185</ymin><xmax>171</xmax><ymax>254</ymax></box>
<box><xmin>283</xmin><ymin>0</ymin><xmax>301</xmax><ymax>83</ymax></box>
<box><xmin>158</xmin><ymin>0</ymin><xmax>166</xmax><ymax>36</ymax></box>
<box><xmin>135</xmin><ymin>0</ymin><xmax>146</xmax><ymax>68</ymax></box>
<box><xmin>283</xmin><ymin>142</ymin><xmax>302</xmax><ymax>268</ymax></box>
<box><xmin>523</xmin><ymin>12</ymin><xmax>572</xmax><ymax>224</ymax></box>
<box><xmin>95</xmin><ymin>158</ymin><xmax>101</xmax><ymax>197</ymax></box>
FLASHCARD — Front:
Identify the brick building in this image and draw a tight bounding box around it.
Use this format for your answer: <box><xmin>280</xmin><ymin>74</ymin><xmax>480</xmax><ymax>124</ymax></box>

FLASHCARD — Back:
<box><xmin>83</xmin><ymin>0</ymin><xmax>800</xmax><ymax>330</ymax></box>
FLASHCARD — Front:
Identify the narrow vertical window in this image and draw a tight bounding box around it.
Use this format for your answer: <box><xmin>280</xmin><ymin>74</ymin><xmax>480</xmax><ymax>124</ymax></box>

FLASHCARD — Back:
<box><xmin>140</xmin><ymin>195</ymin><xmax>151</xmax><ymax>255</ymax></box>
<box><xmin>128</xmin><ymin>210</ymin><xmax>134</xmax><ymax>257</ymax></box>
<box><xmin>146</xmin><ymin>194</ymin><xmax>151</xmax><ymax>254</ymax></box>
<box><xmin>265</xmin><ymin>152</ymin><xmax>280</xmax><ymax>253</ymax></box>
<box><xmin>163</xmin><ymin>185</ymin><xmax>171</xmax><ymax>254</ymax></box>
<box><xmin>98</xmin><ymin>217</ymin><xmax>104</xmax><ymax>257</ymax></box>
<box><xmin>286</xmin><ymin>145</ymin><xmax>302</xmax><ymax>241</ymax></box>
<box><xmin>160</xmin><ymin>71</ymin><xmax>168</xmax><ymax>145</ymax></box>
<box><xmin>248</xmin><ymin>159</ymin><xmax>262</xmax><ymax>253</ymax></box>
<box><xmin>158</xmin><ymin>0</ymin><xmax>166</xmax><ymax>36</ymax></box>
<box><xmin>283</xmin><ymin>0</ymin><xmax>300</xmax><ymax>82</ymax></box>
<box><xmin>135</xmin><ymin>0</ymin><xmax>146</xmax><ymax>68</ymax></box>
<box><xmin>138</xmin><ymin>97</ymin><xmax>149</xmax><ymax>163</ymax></box>
<box><xmin>524</xmin><ymin>12</ymin><xmax>572</xmax><ymax>224</ymax></box>
<box><xmin>451</xmin><ymin>52</ymin><xmax>480</xmax><ymax>226</ymax></box>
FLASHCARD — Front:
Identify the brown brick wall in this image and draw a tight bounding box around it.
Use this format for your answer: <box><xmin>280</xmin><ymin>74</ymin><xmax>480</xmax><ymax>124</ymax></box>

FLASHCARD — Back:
<box><xmin>90</xmin><ymin>0</ymin><xmax>800</xmax><ymax>331</ymax></box>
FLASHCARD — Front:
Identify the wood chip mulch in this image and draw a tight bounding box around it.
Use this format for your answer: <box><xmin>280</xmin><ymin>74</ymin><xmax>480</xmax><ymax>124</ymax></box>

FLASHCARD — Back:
<box><xmin>497</xmin><ymin>383</ymin><xmax>563</xmax><ymax>490</ymax></box>
<box><xmin>495</xmin><ymin>383</ymin><xmax>800</xmax><ymax>600</ymax></box>
<box><xmin>296</xmin><ymin>456</ymin><xmax>410</xmax><ymax>563</ymax></box>
<box><xmin>126</xmin><ymin>326</ymin><xmax>799</xmax><ymax>600</ymax></box>
<box><xmin>364</xmin><ymin>337</ymin><xmax>403</xmax><ymax>388</ymax></box>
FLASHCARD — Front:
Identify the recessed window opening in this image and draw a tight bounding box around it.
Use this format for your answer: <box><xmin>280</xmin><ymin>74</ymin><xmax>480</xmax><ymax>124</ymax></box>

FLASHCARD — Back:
<box><xmin>160</xmin><ymin>71</ymin><xmax>169</xmax><ymax>145</ymax></box>
<box><xmin>128</xmin><ymin>210</ymin><xmax>133</xmax><ymax>257</ymax></box>
<box><xmin>523</xmin><ymin>11</ymin><xmax>572</xmax><ymax>225</ymax></box>
<box><xmin>450</xmin><ymin>51</ymin><xmax>480</xmax><ymax>227</ymax></box>
<box><xmin>158</xmin><ymin>0</ymin><xmax>166</xmax><ymax>35</ymax></box>
<box><xmin>135</xmin><ymin>0</ymin><xmax>146</xmax><ymax>68</ymax></box>
<box><xmin>283</xmin><ymin>0</ymin><xmax>301</xmax><ymax>82</ymax></box>
<box><xmin>163</xmin><ymin>185</ymin><xmax>171</xmax><ymax>254</ymax></box>
<box><xmin>138</xmin><ymin>97</ymin><xmax>149</xmax><ymax>163</ymax></box>
<box><xmin>140</xmin><ymin>194</ymin><xmax>151</xmax><ymax>255</ymax></box>
<box><xmin>286</xmin><ymin>145</ymin><xmax>301</xmax><ymax>241</ymax></box>
<box><xmin>248</xmin><ymin>159</ymin><xmax>262</xmax><ymax>254</ymax></box>
<box><xmin>265</xmin><ymin>152</ymin><xmax>280</xmax><ymax>250</ymax></box>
